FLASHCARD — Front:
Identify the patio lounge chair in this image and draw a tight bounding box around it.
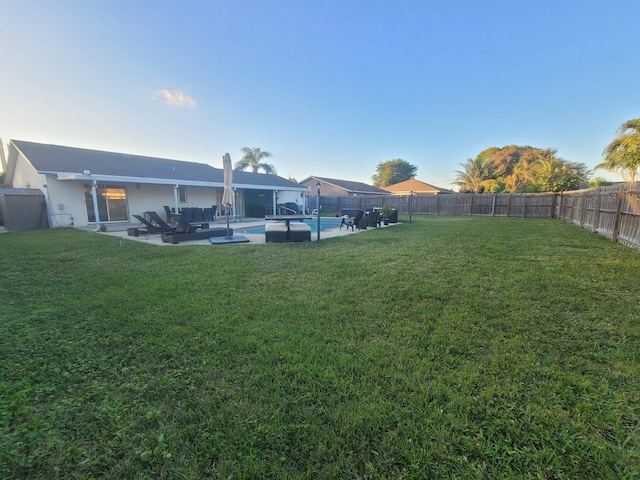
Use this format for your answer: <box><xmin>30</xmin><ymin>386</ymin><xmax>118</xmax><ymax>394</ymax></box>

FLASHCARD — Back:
<box><xmin>127</xmin><ymin>214</ymin><xmax>164</xmax><ymax>237</ymax></box>
<box><xmin>146</xmin><ymin>211</ymin><xmax>178</xmax><ymax>233</ymax></box>
<box><xmin>161</xmin><ymin>213</ymin><xmax>229</xmax><ymax>244</ymax></box>
<box><xmin>163</xmin><ymin>205</ymin><xmax>174</xmax><ymax>222</ymax></box>
<box><xmin>340</xmin><ymin>210</ymin><xmax>364</xmax><ymax>231</ymax></box>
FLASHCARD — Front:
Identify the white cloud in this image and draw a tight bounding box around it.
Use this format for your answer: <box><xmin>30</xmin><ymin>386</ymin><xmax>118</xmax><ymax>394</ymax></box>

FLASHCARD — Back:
<box><xmin>152</xmin><ymin>89</ymin><xmax>197</xmax><ymax>108</ymax></box>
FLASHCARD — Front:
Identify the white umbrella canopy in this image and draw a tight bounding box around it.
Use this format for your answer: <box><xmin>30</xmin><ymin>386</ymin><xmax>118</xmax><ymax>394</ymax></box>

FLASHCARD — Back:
<box><xmin>210</xmin><ymin>152</ymin><xmax>250</xmax><ymax>244</ymax></box>
<box><xmin>221</xmin><ymin>153</ymin><xmax>234</xmax><ymax>209</ymax></box>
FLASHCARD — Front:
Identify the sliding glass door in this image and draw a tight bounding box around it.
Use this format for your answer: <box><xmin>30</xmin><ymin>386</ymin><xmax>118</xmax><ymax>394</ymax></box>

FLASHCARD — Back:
<box><xmin>84</xmin><ymin>184</ymin><xmax>128</xmax><ymax>222</ymax></box>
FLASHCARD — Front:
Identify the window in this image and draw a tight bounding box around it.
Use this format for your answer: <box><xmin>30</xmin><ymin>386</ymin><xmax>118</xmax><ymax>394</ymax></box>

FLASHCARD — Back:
<box><xmin>179</xmin><ymin>186</ymin><xmax>187</xmax><ymax>202</ymax></box>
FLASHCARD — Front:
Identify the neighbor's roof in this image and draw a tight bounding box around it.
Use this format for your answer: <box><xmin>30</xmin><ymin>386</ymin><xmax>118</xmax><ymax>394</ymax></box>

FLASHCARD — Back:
<box><xmin>381</xmin><ymin>178</ymin><xmax>450</xmax><ymax>194</ymax></box>
<box><xmin>10</xmin><ymin>140</ymin><xmax>305</xmax><ymax>190</ymax></box>
<box><xmin>301</xmin><ymin>176</ymin><xmax>388</xmax><ymax>195</ymax></box>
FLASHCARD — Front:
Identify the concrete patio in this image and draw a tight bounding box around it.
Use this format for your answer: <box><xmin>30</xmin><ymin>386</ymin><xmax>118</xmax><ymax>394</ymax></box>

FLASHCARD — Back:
<box><xmin>94</xmin><ymin>217</ymin><xmax>398</xmax><ymax>246</ymax></box>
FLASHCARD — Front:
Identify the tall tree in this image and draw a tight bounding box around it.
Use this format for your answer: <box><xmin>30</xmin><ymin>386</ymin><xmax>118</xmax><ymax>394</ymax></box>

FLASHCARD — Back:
<box><xmin>234</xmin><ymin>147</ymin><xmax>277</xmax><ymax>174</ymax></box>
<box><xmin>456</xmin><ymin>145</ymin><xmax>590</xmax><ymax>193</ymax></box>
<box><xmin>597</xmin><ymin>119</ymin><xmax>640</xmax><ymax>183</ymax></box>
<box><xmin>528</xmin><ymin>150</ymin><xmax>590</xmax><ymax>192</ymax></box>
<box><xmin>372</xmin><ymin>159</ymin><xmax>417</xmax><ymax>187</ymax></box>
<box><xmin>453</xmin><ymin>156</ymin><xmax>496</xmax><ymax>193</ymax></box>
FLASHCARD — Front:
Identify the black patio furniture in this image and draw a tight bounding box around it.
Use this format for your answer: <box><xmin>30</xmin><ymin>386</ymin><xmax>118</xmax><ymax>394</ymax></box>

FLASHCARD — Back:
<box><xmin>161</xmin><ymin>213</ymin><xmax>229</xmax><ymax>244</ymax></box>
<box><xmin>340</xmin><ymin>210</ymin><xmax>364</xmax><ymax>231</ymax></box>
<box><xmin>366</xmin><ymin>211</ymin><xmax>381</xmax><ymax>227</ymax></box>
<box><xmin>146</xmin><ymin>211</ymin><xmax>178</xmax><ymax>233</ymax></box>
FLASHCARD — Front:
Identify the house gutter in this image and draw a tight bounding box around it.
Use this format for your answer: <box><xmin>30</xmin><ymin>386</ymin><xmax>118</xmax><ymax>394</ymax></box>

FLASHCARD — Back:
<box><xmin>50</xmin><ymin>172</ymin><xmax>309</xmax><ymax>192</ymax></box>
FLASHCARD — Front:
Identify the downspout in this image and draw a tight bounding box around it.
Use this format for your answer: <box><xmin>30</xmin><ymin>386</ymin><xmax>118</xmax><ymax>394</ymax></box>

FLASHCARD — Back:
<box><xmin>91</xmin><ymin>180</ymin><xmax>101</xmax><ymax>231</ymax></box>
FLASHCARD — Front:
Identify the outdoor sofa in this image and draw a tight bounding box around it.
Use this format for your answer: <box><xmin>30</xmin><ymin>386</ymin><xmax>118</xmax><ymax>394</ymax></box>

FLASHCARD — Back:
<box><xmin>265</xmin><ymin>222</ymin><xmax>311</xmax><ymax>243</ymax></box>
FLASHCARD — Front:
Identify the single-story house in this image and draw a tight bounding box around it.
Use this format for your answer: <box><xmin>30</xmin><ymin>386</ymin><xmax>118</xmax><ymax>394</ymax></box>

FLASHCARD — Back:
<box><xmin>3</xmin><ymin>140</ymin><xmax>309</xmax><ymax>229</ymax></box>
<box><xmin>381</xmin><ymin>178</ymin><xmax>451</xmax><ymax>195</ymax></box>
<box><xmin>299</xmin><ymin>176</ymin><xmax>389</xmax><ymax>196</ymax></box>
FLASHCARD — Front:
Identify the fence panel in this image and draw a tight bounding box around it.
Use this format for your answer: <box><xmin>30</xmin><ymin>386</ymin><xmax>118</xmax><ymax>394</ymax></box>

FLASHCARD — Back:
<box><xmin>315</xmin><ymin>184</ymin><xmax>639</xmax><ymax>248</ymax></box>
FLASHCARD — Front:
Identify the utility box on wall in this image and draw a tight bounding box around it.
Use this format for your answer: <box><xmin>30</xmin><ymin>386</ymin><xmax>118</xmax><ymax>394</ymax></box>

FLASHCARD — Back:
<box><xmin>0</xmin><ymin>187</ymin><xmax>49</xmax><ymax>231</ymax></box>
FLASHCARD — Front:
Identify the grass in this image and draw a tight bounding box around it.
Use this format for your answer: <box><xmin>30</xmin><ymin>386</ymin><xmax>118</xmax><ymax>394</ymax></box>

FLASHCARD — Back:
<box><xmin>1</xmin><ymin>216</ymin><xmax>639</xmax><ymax>479</ymax></box>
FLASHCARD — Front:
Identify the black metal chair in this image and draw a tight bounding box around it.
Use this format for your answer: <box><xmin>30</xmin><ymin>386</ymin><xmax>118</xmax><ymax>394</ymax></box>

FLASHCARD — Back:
<box><xmin>367</xmin><ymin>211</ymin><xmax>381</xmax><ymax>227</ymax></box>
<box><xmin>340</xmin><ymin>210</ymin><xmax>364</xmax><ymax>231</ymax></box>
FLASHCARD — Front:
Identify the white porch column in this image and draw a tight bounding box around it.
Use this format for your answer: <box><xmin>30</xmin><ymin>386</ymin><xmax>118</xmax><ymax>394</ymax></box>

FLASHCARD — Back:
<box><xmin>232</xmin><ymin>187</ymin><xmax>237</xmax><ymax>220</ymax></box>
<box><xmin>91</xmin><ymin>180</ymin><xmax>101</xmax><ymax>231</ymax></box>
<box><xmin>272</xmin><ymin>190</ymin><xmax>277</xmax><ymax>216</ymax></box>
<box><xmin>173</xmin><ymin>185</ymin><xmax>179</xmax><ymax>215</ymax></box>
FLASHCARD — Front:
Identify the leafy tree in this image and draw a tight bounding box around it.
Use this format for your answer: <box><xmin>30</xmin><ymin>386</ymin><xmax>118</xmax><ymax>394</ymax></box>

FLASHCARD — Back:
<box><xmin>455</xmin><ymin>146</ymin><xmax>590</xmax><ymax>193</ymax></box>
<box><xmin>234</xmin><ymin>147</ymin><xmax>277</xmax><ymax>174</ymax></box>
<box><xmin>597</xmin><ymin>119</ymin><xmax>640</xmax><ymax>182</ymax></box>
<box><xmin>453</xmin><ymin>156</ymin><xmax>496</xmax><ymax>193</ymax></box>
<box><xmin>528</xmin><ymin>150</ymin><xmax>590</xmax><ymax>192</ymax></box>
<box><xmin>372</xmin><ymin>159</ymin><xmax>417</xmax><ymax>187</ymax></box>
<box><xmin>588</xmin><ymin>177</ymin><xmax>614</xmax><ymax>188</ymax></box>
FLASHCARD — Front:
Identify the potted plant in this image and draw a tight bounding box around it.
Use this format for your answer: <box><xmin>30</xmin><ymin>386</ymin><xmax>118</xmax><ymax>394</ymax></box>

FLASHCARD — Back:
<box><xmin>379</xmin><ymin>205</ymin><xmax>394</xmax><ymax>225</ymax></box>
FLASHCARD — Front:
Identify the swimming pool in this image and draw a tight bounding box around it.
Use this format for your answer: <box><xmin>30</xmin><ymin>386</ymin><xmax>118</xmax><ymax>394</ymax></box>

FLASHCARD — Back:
<box><xmin>236</xmin><ymin>218</ymin><xmax>343</xmax><ymax>234</ymax></box>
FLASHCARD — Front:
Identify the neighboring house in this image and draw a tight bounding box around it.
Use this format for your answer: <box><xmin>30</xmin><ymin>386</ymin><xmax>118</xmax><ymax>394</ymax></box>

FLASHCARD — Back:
<box><xmin>299</xmin><ymin>176</ymin><xmax>389</xmax><ymax>196</ymax></box>
<box><xmin>381</xmin><ymin>178</ymin><xmax>451</xmax><ymax>195</ymax></box>
<box><xmin>4</xmin><ymin>140</ymin><xmax>308</xmax><ymax>228</ymax></box>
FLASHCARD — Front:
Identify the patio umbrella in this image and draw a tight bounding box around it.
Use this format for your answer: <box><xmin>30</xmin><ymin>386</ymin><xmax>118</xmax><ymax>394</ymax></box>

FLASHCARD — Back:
<box><xmin>221</xmin><ymin>153</ymin><xmax>234</xmax><ymax>238</ymax></box>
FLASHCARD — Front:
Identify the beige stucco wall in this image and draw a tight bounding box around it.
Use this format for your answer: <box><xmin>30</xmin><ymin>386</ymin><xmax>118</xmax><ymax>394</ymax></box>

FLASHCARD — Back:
<box><xmin>44</xmin><ymin>178</ymin><xmax>87</xmax><ymax>227</ymax></box>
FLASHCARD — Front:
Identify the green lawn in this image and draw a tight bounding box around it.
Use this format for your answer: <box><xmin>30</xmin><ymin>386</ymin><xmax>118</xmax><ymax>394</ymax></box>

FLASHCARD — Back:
<box><xmin>1</xmin><ymin>217</ymin><xmax>639</xmax><ymax>479</ymax></box>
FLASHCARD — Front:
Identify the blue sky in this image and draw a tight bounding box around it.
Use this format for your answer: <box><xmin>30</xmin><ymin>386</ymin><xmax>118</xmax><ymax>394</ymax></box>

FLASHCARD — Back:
<box><xmin>2</xmin><ymin>0</ymin><xmax>639</xmax><ymax>188</ymax></box>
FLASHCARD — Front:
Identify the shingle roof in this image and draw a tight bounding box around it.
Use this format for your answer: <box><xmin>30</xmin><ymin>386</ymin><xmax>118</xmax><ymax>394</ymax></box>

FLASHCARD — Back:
<box><xmin>307</xmin><ymin>176</ymin><xmax>389</xmax><ymax>194</ymax></box>
<box><xmin>12</xmin><ymin>140</ymin><xmax>303</xmax><ymax>189</ymax></box>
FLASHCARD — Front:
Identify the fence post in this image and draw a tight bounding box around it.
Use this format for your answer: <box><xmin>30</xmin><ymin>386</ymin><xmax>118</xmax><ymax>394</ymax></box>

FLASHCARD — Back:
<box><xmin>579</xmin><ymin>192</ymin><xmax>587</xmax><ymax>228</ymax></box>
<box><xmin>523</xmin><ymin>194</ymin><xmax>526</xmax><ymax>218</ymax></box>
<box><xmin>549</xmin><ymin>194</ymin><xmax>556</xmax><ymax>219</ymax></box>
<box><xmin>592</xmin><ymin>190</ymin><xmax>602</xmax><ymax>233</ymax></box>
<box><xmin>611</xmin><ymin>186</ymin><xmax>626</xmax><ymax>243</ymax></box>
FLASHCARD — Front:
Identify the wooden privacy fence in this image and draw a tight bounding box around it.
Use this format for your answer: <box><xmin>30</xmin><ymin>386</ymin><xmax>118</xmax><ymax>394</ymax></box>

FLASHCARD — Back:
<box><xmin>556</xmin><ymin>182</ymin><xmax>640</xmax><ymax>249</ymax></box>
<box><xmin>317</xmin><ymin>192</ymin><xmax>556</xmax><ymax>218</ymax></box>
<box><xmin>315</xmin><ymin>182</ymin><xmax>640</xmax><ymax>249</ymax></box>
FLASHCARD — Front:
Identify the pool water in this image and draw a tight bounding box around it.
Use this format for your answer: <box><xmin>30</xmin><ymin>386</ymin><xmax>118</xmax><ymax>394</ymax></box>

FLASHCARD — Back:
<box><xmin>237</xmin><ymin>218</ymin><xmax>343</xmax><ymax>234</ymax></box>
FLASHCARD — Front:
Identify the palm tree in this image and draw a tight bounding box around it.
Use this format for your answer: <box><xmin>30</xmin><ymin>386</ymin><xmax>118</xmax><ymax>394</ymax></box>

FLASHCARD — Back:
<box><xmin>234</xmin><ymin>147</ymin><xmax>277</xmax><ymax>174</ymax></box>
<box><xmin>453</xmin><ymin>156</ymin><xmax>496</xmax><ymax>193</ymax></box>
<box><xmin>597</xmin><ymin>119</ymin><xmax>640</xmax><ymax>183</ymax></box>
<box><xmin>529</xmin><ymin>150</ymin><xmax>589</xmax><ymax>192</ymax></box>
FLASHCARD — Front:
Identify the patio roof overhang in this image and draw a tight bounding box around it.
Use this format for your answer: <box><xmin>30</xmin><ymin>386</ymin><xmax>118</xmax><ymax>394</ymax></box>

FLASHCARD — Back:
<box><xmin>48</xmin><ymin>172</ymin><xmax>310</xmax><ymax>192</ymax></box>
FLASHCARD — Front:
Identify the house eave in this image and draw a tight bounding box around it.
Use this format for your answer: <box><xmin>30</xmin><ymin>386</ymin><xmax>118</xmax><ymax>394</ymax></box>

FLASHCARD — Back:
<box><xmin>48</xmin><ymin>172</ymin><xmax>310</xmax><ymax>191</ymax></box>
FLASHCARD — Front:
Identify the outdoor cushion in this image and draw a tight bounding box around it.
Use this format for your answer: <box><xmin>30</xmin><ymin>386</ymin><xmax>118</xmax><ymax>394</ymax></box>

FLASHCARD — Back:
<box><xmin>289</xmin><ymin>223</ymin><xmax>311</xmax><ymax>231</ymax></box>
<box><xmin>265</xmin><ymin>223</ymin><xmax>288</xmax><ymax>242</ymax></box>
